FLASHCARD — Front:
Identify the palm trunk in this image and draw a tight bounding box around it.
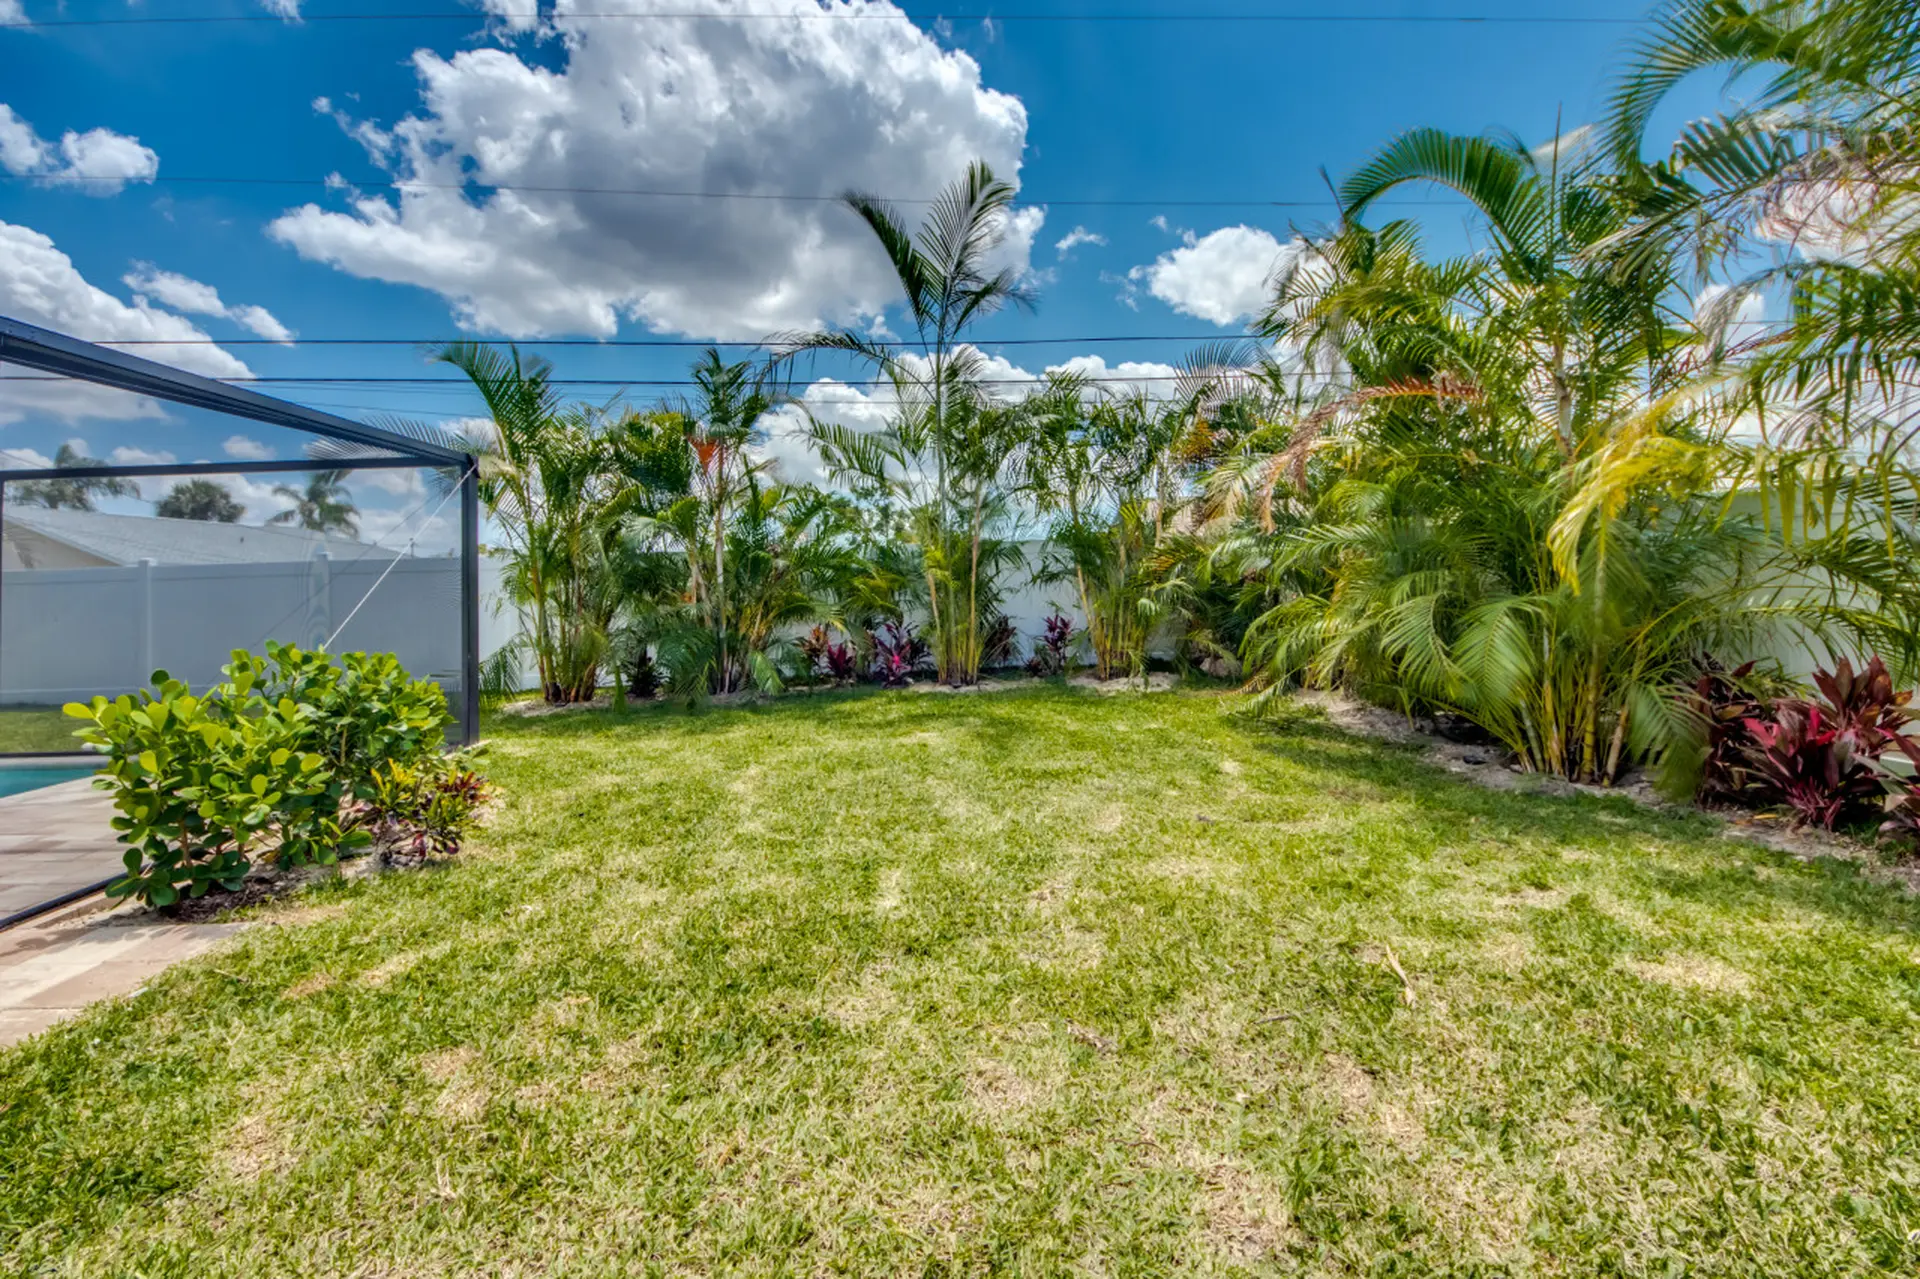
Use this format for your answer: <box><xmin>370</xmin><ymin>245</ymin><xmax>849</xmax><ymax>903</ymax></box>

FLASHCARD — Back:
<box><xmin>1551</xmin><ymin>338</ymin><xmax>1575</xmax><ymax>456</ymax></box>
<box><xmin>713</xmin><ymin>486</ymin><xmax>729</xmax><ymax>693</ymax></box>
<box><xmin>965</xmin><ymin>488</ymin><xmax>984</xmax><ymax>684</ymax></box>
<box><xmin>1602</xmin><ymin>703</ymin><xmax>1631</xmax><ymax>786</ymax></box>
<box><xmin>1579</xmin><ymin>656</ymin><xmax>1604</xmax><ymax>782</ymax></box>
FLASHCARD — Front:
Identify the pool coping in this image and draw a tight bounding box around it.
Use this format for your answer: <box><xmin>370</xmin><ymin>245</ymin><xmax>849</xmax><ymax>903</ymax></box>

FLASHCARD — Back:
<box><xmin>0</xmin><ymin>754</ymin><xmax>100</xmax><ymax>770</ymax></box>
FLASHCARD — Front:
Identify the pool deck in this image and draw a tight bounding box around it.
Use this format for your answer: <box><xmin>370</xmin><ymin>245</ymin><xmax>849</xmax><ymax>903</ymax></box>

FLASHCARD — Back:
<box><xmin>0</xmin><ymin>776</ymin><xmax>125</xmax><ymax>922</ymax></box>
<box><xmin>0</xmin><ymin>775</ymin><xmax>246</xmax><ymax>1048</ymax></box>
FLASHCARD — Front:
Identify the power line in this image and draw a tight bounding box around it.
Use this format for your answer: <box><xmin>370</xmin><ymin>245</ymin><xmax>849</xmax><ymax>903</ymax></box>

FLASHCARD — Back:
<box><xmin>3</xmin><ymin>9</ymin><xmax>1644</xmax><ymax>31</ymax></box>
<box><xmin>76</xmin><ymin>334</ymin><xmax>1261</xmax><ymax>348</ymax></box>
<box><xmin>66</xmin><ymin>321</ymin><xmax>1785</xmax><ymax>349</ymax></box>
<box><xmin>2</xmin><ymin>172</ymin><xmax>1444</xmax><ymax>210</ymax></box>
<box><xmin>1</xmin><ymin>372</ymin><xmax>1350</xmax><ymax>387</ymax></box>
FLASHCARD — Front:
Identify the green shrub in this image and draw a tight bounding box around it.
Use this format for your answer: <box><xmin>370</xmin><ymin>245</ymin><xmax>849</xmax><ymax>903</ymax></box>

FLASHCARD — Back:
<box><xmin>64</xmin><ymin>645</ymin><xmax>469</xmax><ymax>908</ymax></box>
<box><xmin>234</xmin><ymin>641</ymin><xmax>454</xmax><ymax>800</ymax></box>
<box><xmin>350</xmin><ymin>752</ymin><xmax>491</xmax><ymax>867</ymax></box>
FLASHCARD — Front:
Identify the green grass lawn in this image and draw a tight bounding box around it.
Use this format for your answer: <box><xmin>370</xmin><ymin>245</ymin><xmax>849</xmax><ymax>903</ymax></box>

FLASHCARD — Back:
<box><xmin>0</xmin><ymin>706</ymin><xmax>87</xmax><ymax>753</ymax></box>
<box><xmin>4</xmin><ymin>686</ymin><xmax>1919</xmax><ymax>1275</ymax></box>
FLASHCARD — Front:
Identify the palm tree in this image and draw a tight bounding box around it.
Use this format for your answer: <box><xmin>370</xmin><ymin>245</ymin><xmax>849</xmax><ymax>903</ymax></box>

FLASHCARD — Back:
<box><xmin>775</xmin><ymin>159</ymin><xmax>1037</xmax><ymax>684</ymax></box>
<box><xmin>435</xmin><ymin>342</ymin><xmax>656</xmax><ymax>702</ymax></box>
<box><xmin>682</xmin><ymin>350</ymin><xmax>777</xmax><ymax>690</ymax></box>
<box><xmin>268</xmin><ymin>470</ymin><xmax>359</xmax><ymax>536</ymax></box>
<box><xmin>155</xmin><ymin>479</ymin><xmax>244</xmax><ymax>523</ymax></box>
<box><xmin>1604</xmin><ymin>0</ymin><xmax>1920</xmax><ymax>417</ymax></box>
<box><xmin>1231</xmin><ymin>139</ymin><xmax>1798</xmax><ymax>784</ymax></box>
<box><xmin>13</xmin><ymin>442</ymin><xmax>139</xmax><ymax>510</ymax></box>
<box><xmin>1590</xmin><ymin>0</ymin><xmax>1920</xmax><ymax>679</ymax></box>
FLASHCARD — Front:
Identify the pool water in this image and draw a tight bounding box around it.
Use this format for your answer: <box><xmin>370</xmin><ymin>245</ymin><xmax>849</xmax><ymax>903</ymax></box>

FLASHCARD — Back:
<box><xmin>0</xmin><ymin>766</ymin><xmax>99</xmax><ymax>799</ymax></box>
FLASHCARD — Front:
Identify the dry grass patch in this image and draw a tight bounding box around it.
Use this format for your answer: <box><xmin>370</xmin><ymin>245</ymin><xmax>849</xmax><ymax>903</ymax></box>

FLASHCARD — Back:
<box><xmin>279</xmin><ymin>971</ymin><xmax>335</xmax><ymax>1000</ymax></box>
<box><xmin>221</xmin><ymin>1113</ymin><xmax>294</xmax><ymax>1181</ymax></box>
<box><xmin>963</xmin><ymin>1054</ymin><xmax>1054</xmax><ymax>1121</ymax></box>
<box><xmin>827</xmin><ymin>963</ymin><xmax>904</xmax><ymax>1030</ymax></box>
<box><xmin>1192</xmin><ymin>1159</ymin><xmax>1299</xmax><ymax>1263</ymax></box>
<box><xmin>1018</xmin><ymin>917</ymin><xmax>1106</xmax><ymax>971</ymax></box>
<box><xmin>421</xmin><ymin>1047</ymin><xmax>489</xmax><ymax>1122</ymax></box>
<box><xmin>261</xmin><ymin>902</ymin><xmax>350</xmax><ymax>927</ymax></box>
<box><xmin>873</xmin><ymin>867</ymin><xmax>905</xmax><ymax>916</ymax></box>
<box><xmin>1477</xmin><ymin>931</ymin><xmax>1534</xmax><ymax>973</ymax></box>
<box><xmin>1623</xmin><ymin>953</ymin><xmax>1754</xmax><ymax>995</ymax></box>
<box><xmin>360</xmin><ymin>940</ymin><xmax>454</xmax><ymax>988</ymax></box>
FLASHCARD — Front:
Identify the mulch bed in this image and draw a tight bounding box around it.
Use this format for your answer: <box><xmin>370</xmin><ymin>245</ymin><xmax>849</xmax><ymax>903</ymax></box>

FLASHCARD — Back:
<box><xmin>159</xmin><ymin>877</ymin><xmax>293</xmax><ymax>923</ymax></box>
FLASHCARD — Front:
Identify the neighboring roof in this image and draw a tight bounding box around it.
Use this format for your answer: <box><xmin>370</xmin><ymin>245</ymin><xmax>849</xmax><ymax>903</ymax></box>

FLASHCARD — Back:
<box><xmin>3</xmin><ymin>506</ymin><xmax>401</xmax><ymax>567</ymax></box>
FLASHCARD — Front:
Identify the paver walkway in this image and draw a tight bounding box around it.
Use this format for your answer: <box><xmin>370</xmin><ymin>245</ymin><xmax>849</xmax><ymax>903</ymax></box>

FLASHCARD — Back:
<box><xmin>0</xmin><ymin>902</ymin><xmax>241</xmax><ymax>1047</ymax></box>
<box><xmin>0</xmin><ymin>772</ymin><xmax>245</xmax><ymax>1049</ymax></box>
<box><xmin>0</xmin><ymin>776</ymin><xmax>125</xmax><ymax>921</ymax></box>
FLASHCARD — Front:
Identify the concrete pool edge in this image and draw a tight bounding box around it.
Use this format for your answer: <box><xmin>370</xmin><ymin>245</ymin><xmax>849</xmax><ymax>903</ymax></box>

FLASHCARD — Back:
<box><xmin>0</xmin><ymin>754</ymin><xmax>99</xmax><ymax>770</ymax></box>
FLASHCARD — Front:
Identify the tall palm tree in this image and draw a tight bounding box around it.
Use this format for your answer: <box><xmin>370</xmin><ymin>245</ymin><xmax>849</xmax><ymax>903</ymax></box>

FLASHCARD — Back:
<box><xmin>13</xmin><ymin>442</ymin><xmax>139</xmax><ymax>511</ymax></box>
<box><xmin>775</xmin><ymin>159</ymin><xmax>1037</xmax><ymax>684</ymax></box>
<box><xmin>268</xmin><ymin>470</ymin><xmax>359</xmax><ymax>536</ymax></box>
<box><xmin>682</xmin><ymin>350</ymin><xmax>777</xmax><ymax>689</ymax></box>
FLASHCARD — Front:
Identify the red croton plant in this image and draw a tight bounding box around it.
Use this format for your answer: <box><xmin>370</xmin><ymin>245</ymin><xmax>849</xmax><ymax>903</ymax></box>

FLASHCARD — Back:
<box><xmin>1706</xmin><ymin>656</ymin><xmax>1920</xmax><ymax>841</ymax></box>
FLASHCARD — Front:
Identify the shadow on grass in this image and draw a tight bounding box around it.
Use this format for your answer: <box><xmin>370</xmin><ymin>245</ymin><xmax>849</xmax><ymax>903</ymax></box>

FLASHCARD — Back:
<box><xmin>483</xmin><ymin>679</ymin><xmax>1119</xmax><ymax>739</ymax></box>
<box><xmin>1244</xmin><ymin>719</ymin><xmax>1920</xmax><ymax>939</ymax></box>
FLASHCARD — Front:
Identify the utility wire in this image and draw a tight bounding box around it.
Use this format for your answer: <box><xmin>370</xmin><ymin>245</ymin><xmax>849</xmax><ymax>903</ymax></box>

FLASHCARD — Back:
<box><xmin>2</xmin><ymin>373</ymin><xmax>1346</xmax><ymax>386</ymax></box>
<box><xmin>69</xmin><ymin>322</ymin><xmax>1784</xmax><ymax>348</ymax></box>
<box><xmin>3</xmin><ymin>9</ymin><xmax>1644</xmax><ymax>30</ymax></box>
<box><xmin>2</xmin><ymin>172</ymin><xmax>1442</xmax><ymax>209</ymax></box>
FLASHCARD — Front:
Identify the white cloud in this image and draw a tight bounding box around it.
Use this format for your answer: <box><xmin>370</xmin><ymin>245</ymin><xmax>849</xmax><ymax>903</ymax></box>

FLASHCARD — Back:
<box><xmin>355</xmin><ymin>508</ymin><xmax>457</xmax><ymax>556</ymax></box>
<box><xmin>1054</xmin><ymin>225</ymin><xmax>1106</xmax><ymax>259</ymax></box>
<box><xmin>0</xmin><ymin>3</ymin><xmax>25</xmax><ymax>28</ymax></box>
<box><xmin>0</xmin><ymin>221</ymin><xmax>252</xmax><ymax>425</ymax></box>
<box><xmin>360</xmin><ymin>467</ymin><xmax>428</xmax><ymax>498</ymax></box>
<box><xmin>229</xmin><ymin>304</ymin><xmax>294</xmax><ymax>343</ymax></box>
<box><xmin>311</xmin><ymin>96</ymin><xmax>394</xmax><ymax>164</ymax></box>
<box><xmin>222</xmin><ymin>434</ymin><xmax>276</xmax><ymax>461</ymax></box>
<box><xmin>0</xmin><ymin>104</ymin><xmax>159</xmax><ymax>195</ymax></box>
<box><xmin>109</xmin><ymin>446</ymin><xmax>177</xmax><ymax>467</ymax></box>
<box><xmin>478</xmin><ymin>0</ymin><xmax>541</xmax><ymax>33</ymax></box>
<box><xmin>0</xmin><ymin>445</ymin><xmax>55</xmax><ymax>470</ymax></box>
<box><xmin>0</xmin><ymin>105</ymin><xmax>50</xmax><ymax>174</ymax></box>
<box><xmin>1043</xmin><ymin>353</ymin><xmax>1184</xmax><ymax>400</ymax></box>
<box><xmin>123</xmin><ymin>263</ymin><xmax>296</xmax><ymax>343</ymax></box>
<box><xmin>1126</xmin><ymin>225</ymin><xmax>1299</xmax><ymax>326</ymax></box>
<box><xmin>268</xmin><ymin>0</ymin><xmax>1036</xmax><ymax>340</ymax></box>
<box><xmin>260</xmin><ymin>0</ymin><xmax>302</xmax><ymax>18</ymax></box>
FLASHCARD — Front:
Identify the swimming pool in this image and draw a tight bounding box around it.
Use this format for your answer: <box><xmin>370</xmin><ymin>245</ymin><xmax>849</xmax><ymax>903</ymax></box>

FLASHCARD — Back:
<box><xmin>0</xmin><ymin>766</ymin><xmax>99</xmax><ymax>800</ymax></box>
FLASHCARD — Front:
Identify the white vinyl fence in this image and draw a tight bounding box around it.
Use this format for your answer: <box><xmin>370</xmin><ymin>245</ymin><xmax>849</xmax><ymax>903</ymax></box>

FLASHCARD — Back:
<box><xmin>1</xmin><ymin>554</ymin><xmax>465</xmax><ymax>705</ymax></box>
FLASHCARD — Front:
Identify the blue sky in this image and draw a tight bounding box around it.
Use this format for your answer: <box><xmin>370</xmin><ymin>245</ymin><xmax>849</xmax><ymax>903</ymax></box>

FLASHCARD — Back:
<box><xmin>0</xmin><ymin>0</ymin><xmax>1723</xmax><ymax>540</ymax></box>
